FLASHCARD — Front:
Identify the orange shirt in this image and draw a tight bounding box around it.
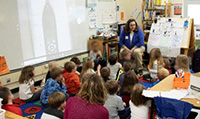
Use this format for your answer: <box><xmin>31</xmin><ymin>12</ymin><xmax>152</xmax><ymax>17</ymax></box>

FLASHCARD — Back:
<box><xmin>63</xmin><ymin>72</ymin><xmax>81</xmax><ymax>94</ymax></box>
<box><xmin>2</xmin><ymin>104</ymin><xmax>23</xmax><ymax>116</ymax></box>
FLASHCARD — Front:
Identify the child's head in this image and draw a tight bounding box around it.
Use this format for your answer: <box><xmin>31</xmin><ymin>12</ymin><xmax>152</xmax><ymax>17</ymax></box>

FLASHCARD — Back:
<box><xmin>100</xmin><ymin>67</ymin><xmax>110</xmax><ymax>78</ymax></box>
<box><xmin>131</xmin><ymin>84</ymin><xmax>148</xmax><ymax>106</ymax></box>
<box><xmin>105</xmin><ymin>80</ymin><xmax>118</xmax><ymax>95</ymax></box>
<box><xmin>64</xmin><ymin>61</ymin><xmax>77</xmax><ymax>73</ymax></box>
<box><xmin>48</xmin><ymin>92</ymin><xmax>66</xmax><ymax>110</ymax></box>
<box><xmin>48</xmin><ymin>61</ymin><xmax>58</xmax><ymax>71</ymax></box>
<box><xmin>121</xmin><ymin>49</ymin><xmax>131</xmax><ymax>61</ymax></box>
<box><xmin>157</xmin><ymin>68</ymin><xmax>170</xmax><ymax>80</ymax></box>
<box><xmin>19</xmin><ymin>66</ymin><xmax>35</xmax><ymax>84</ymax></box>
<box><xmin>175</xmin><ymin>55</ymin><xmax>189</xmax><ymax>72</ymax></box>
<box><xmin>70</xmin><ymin>57</ymin><xmax>81</xmax><ymax>66</ymax></box>
<box><xmin>80</xmin><ymin>73</ymin><xmax>94</xmax><ymax>84</ymax></box>
<box><xmin>109</xmin><ymin>54</ymin><xmax>118</xmax><ymax>65</ymax></box>
<box><xmin>149</xmin><ymin>48</ymin><xmax>165</xmax><ymax>69</ymax></box>
<box><xmin>80</xmin><ymin>58</ymin><xmax>94</xmax><ymax>78</ymax></box>
<box><xmin>121</xmin><ymin>70</ymin><xmax>138</xmax><ymax>95</ymax></box>
<box><xmin>0</xmin><ymin>87</ymin><xmax>14</xmax><ymax>104</ymax></box>
<box><xmin>91</xmin><ymin>41</ymin><xmax>99</xmax><ymax>52</ymax></box>
<box><xmin>123</xmin><ymin>61</ymin><xmax>133</xmax><ymax>72</ymax></box>
<box><xmin>50</xmin><ymin>67</ymin><xmax>63</xmax><ymax>81</ymax></box>
<box><xmin>78</xmin><ymin>74</ymin><xmax>107</xmax><ymax>105</ymax></box>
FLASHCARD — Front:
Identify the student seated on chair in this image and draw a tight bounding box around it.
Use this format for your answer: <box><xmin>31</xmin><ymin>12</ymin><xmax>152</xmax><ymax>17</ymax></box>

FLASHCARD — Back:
<box><xmin>89</xmin><ymin>41</ymin><xmax>102</xmax><ymax>60</ymax></box>
<box><xmin>63</xmin><ymin>61</ymin><xmax>81</xmax><ymax>97</ymax></box>
<box><xmin>0</xmin><ymin>87</ymin><xmax>23</xmax><ymax>116</ymax></box>
<box><xmin>41</xmin><ymin>92</ymin><xmax>66</xmax><ymax>119</ymax></box>
<box><xmin>41</xmin><ymin>67</ymin><xmax>67</xmax><ymax>108</ymax></box>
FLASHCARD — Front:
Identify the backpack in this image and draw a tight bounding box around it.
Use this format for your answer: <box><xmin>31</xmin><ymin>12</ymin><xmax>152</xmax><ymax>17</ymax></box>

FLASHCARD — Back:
<box><xmin>192</xmin><ymin>49</ymin><xmax>200</xmax><ymax>73</ymax></box>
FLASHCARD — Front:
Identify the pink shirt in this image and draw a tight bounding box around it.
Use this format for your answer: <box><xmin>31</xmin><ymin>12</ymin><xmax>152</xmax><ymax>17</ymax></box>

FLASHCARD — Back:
<box><xmin>64</xmin><ymin>96</ymin><xmax>109</xmax><ymax>119</ymax></box>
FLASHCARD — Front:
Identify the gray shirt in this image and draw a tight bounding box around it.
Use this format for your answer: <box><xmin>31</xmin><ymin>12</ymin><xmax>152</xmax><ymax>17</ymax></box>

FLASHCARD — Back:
<box><xmin>104</xmin><ymin>94</ymin><xmax>125</xmax><ymax>119</ymax></box>
<box><xmin>108</xmin><ymin>62</ymin><xmax>121</xmax><ymax>80</ymax></box>
<box><xmin>89</xmin><ymin>50</ymin><xmax>102</xmax><ymax>60</ymax></box>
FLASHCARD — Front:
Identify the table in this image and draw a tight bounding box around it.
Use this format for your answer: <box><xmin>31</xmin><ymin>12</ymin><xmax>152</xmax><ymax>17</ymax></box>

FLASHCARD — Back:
<box><xmin>149</xmin><ymin>73</ymin><xmax>200</xmax><ymax>119</ymax></box>
<box><xmin>150</xmin><ymin>73</ymin><xmax>200</xmax><ymax>108</ymax></box>
<box><xmin>5</xmin><ymin>111</ymin><xmax>26</xmax><ymax>119</ymax></box>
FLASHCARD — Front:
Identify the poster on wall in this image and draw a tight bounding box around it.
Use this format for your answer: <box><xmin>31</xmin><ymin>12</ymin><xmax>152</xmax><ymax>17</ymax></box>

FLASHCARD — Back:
<box><xmin>89</xmin><ymin>8</ymin><xmax>97</xmax><ymax>28</ymax></box>
<box><xmin>174</xmin><ymin>3</ymin><xmax>182</xmax><ymax>15</ymax></box>
<box><xmin>86</xmin><ymin>0</ymin><xmax>97</xmax><ymax>7</ymax></box>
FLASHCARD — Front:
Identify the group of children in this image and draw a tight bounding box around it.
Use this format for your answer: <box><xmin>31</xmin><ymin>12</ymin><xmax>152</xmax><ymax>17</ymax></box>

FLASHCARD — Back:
<box><xmin>0</xmin><ymin>41</ymin><xmax>192</xmax><ymax>119</ymax></box>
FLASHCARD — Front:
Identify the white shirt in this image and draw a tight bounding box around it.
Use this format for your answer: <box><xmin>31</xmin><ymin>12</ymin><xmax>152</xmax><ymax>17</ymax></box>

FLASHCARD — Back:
<box><xmin>130</xmin><ymin>31</ymin><xmax>134</xmax><ymax>45</ymax></box>
<box><xmin>129</xmin><ymin>100</ymin><xmax>151</xmax><ymax>119</ymax></box>
<box><xmin>89</xmin><ymin>50</ymin><xmax>102</xmax><ymax>60</ymax></box>
<box><xmin>41</xmin><ymin>113</ymin><xmax>60</xmax><ymax>119</ymax></box>
<box><xmin>108</xmin><ymin>62</ymin><xmax>121</xmax><ymax>80</ymax></box>
<box><xmin>19</xmin><ymin>80</ymin><xmax>34</xmax><ymax>100</ymax></box>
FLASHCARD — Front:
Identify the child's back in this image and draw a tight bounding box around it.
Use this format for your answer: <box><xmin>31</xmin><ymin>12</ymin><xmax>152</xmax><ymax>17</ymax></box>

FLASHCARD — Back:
<box><xmin>129</xmin><ymin>84</ymin><xmax>150</xmax><ymax>119</ymax></box>
<box><xmin>129</xmin><ymin>100</ymin><xmax>151</xmax><ymax>119</ymax></box>
<box><xmin>108</xmin><ymin>54</ymin><xmax>121</xmax><ymax>80</ymax></box>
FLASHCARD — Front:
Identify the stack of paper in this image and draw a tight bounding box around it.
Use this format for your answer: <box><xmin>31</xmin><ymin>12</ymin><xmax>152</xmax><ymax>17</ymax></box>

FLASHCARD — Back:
<box><xmin>143</xmin><ymin>89</ymin><xmax>189</xmax><ymax>100</ymax></box>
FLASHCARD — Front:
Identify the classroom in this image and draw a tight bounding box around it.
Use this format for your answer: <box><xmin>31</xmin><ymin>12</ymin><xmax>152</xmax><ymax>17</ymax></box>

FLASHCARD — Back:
<box><xmin>0</xmin><ymin>0</ymin><xmax>200</xmax><ymax>119</ymax></box>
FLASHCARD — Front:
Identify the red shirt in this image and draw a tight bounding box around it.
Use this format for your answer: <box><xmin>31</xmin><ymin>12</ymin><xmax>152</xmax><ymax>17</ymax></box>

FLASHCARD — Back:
<box><xmin>2</xmin><ymin>104</ymin><xmax>23</xmax><ymax>116</ymax></box>
<box><xmin>64</xmin><ymin>96</ymin><xmax>109</xmax><ymax>119</ymax></box>
<box><xmin>63</xmin><ymin>72</ymin><xmax>81</xmax><ymax>94</ymax></box>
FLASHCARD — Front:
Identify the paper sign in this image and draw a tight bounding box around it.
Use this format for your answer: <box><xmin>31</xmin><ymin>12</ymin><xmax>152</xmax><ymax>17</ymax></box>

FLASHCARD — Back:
<box><xmin>0</xmin><ymin>56</ymin><xmax>10</xmax><ymax>75</ymax></box>
<box><xmin>121</xmin><ymin>12</ymin><xmax>124</xmax><ymax>21</ymax></box>
<box><xmin>174</xmin><ymin>3</ymin><xmax>182</xmax><ymax>15</ymax></box>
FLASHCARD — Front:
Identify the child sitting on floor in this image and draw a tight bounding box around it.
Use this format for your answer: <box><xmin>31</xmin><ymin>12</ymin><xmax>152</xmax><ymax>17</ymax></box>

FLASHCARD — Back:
<box><xmin>104</xmin><ymin>80</ymin><xmax>130</xmax><ymax>119</ymax></box>
<box><xmin>41</xmin><ymin>92</ymin><xmax>66</xmax><ymax>119</ymax></box>
<box><xmin>45</xmin><ymin>61</ymin><xmax>59</xmax><ymax>82</ymax></box>
<box><xmin>63</xmin><ymin>61</ymin><xmax>81</xmax><ymax>97</ymax></box>
<box><xmin>157</xmin><ymin>68</ymin><xmax>170</xmax><ymax>80</ymax></box>
<box><xmin>0</xmin><ymin>87</ymin><xmax>22</xmax><ymax>116</ymax></box>
<box><xmin>89</xmin><ymin>41</ymin><xmax>102</xmax><ymax>60</ymax></box>
<box><xmin>107</xmin><ymin>54</ymin><xmax>122</xmax><ymax>80</ymax></box>
<box><xmin>174</xmin><ymin>55</ymin><xmax>190</xmax><ymax>72</ymax></box>
<box><xmin>119</xmin><ymin>61</ymin><xmax>133</xmax><ymax>87</ymax></box>
<box><xmin>70</xmin><ymin>57</ymin><xmax>82</xmax><ymax>75</ymax></box>
<box><xmin>129</xmin><ymin>84</ymin><xmax>151</xmax><ymax>119</ymax></box>
<box><xmin>19</xmin><ymin>66</ymin><xmax>42</xmax><ymax>103</ymax></box>
<box><xmin>143</xmin><ymin>48</ymin><xmax>165</xmax><ymax>82</ymax></box>
<box><xmin>100</xmin><ymin>67</ymin><xmax>110</xmax><ymax>82</ymax></box>
<box><xmin>119</xmin><ymin>49</ymin><xmax>131</xmax><ymax>66</ymax></box>
<box><xmin>41</xmin><ymin>67</ymin><xmax>67</xmax><ymax>108</ymax></box>
<box><xmin>121</xmin><ymin>70</ymin><xmax>138</xmax><ymax>107</ymax></box>
<box><xmin>80</xmin><ymin>58</ymin><xmax>101</xmax><ymax>78</ymax></box>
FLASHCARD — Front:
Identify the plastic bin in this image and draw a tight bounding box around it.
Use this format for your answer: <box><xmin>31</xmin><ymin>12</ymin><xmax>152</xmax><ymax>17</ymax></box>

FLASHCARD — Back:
<box><xmin>173</xmin><ymin>72</ymin><xmax>191</xmax><ymax>89</ymax></box>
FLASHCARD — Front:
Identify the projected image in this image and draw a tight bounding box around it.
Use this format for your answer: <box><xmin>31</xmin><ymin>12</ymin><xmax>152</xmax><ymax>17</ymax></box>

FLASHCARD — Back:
<box><xmin>17</xmin><ymin>0</ymin><xmax>71</xmax><ymax>65</ymax></box>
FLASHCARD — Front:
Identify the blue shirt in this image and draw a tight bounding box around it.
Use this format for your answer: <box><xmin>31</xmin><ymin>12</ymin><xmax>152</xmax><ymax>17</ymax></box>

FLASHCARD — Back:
<box><xmin>119</xmin><ymin>28</ymin><xmax>145</xmax><ymax>49</ymax></box>
<box><xmin>40</xmin><ymin>78</ymin><xmax>66</xmax><ymax>104</ymax></box>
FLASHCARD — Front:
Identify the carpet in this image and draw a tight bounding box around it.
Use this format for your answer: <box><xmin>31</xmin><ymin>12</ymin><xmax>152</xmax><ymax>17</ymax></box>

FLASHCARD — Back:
<box><xmin>13</xmin><ymin>98</ymin><xmax>45</xmax><ymax>119</ymax></box>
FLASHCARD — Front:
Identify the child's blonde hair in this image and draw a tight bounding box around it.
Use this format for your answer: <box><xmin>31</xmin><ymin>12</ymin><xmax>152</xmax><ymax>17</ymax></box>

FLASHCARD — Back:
<box><xmin>48</xmin><ymin>61</ymin><xmax>58</xmax><ymax>71</ymax></box>
<box><xmin>19</xmin><ymin>66</ymin><xmax>34</xmax><ymax>84</ymax></box>
<box><xmin>176</xmin><ymin>55</ymin><xmax>189</xmax><ymax>72</ymax></box>
<box><xmin>80</xmin><ymin>58</ymin><xmax>94</xmax><ymax>78</ymax></box>
<box><xmin>149</xmin><ymin>48</ymin><xmax>165</xmax><ymax>69</ymax></box>
<box><xmin>131</xmin><ymin>84</ymin><xmax>148</xmax><ymax>106</ymax></box>
<box><xmin>157</xmin><ymin>68</ymin><xmax>170</xmax><ymax>80</ymax></box>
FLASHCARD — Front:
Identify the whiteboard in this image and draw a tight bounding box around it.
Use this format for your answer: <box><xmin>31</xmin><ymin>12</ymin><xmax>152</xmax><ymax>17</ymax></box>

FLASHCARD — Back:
<box><xmin>0</xmin><ymin>0</ymin><xmax>116</xmax><ymax>70</ymax></box>
<box><xmin>147</xmin><ymin>18</ymin><xmax>191</xmax><ymax>57</ymax></box>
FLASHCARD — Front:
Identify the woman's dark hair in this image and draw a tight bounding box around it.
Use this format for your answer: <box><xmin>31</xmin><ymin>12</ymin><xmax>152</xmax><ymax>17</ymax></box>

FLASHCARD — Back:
<box><xmin>124</xmin><ymin>19</ymin><xmax>139</xmax><ymax>33</ymax></box>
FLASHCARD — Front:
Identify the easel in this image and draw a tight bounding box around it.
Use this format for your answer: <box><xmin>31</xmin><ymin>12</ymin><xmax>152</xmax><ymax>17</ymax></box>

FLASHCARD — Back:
<box><xmin>181</xmin><ymin>18</ymin><xmax>195</xmax><ymax>60</ymax></box>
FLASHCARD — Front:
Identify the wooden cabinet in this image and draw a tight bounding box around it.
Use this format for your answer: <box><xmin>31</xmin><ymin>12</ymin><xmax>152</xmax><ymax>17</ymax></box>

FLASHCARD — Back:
<box><xmin>89</xmin><ymin>38</ymin><xmax>118</xmax><ymax>59</ymax></box>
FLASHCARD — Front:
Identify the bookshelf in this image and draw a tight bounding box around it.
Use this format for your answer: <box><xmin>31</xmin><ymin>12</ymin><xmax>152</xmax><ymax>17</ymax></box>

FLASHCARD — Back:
<box><xmin>142</xmin><ymin>0</ymin><xmax>171</xmax><ymax>44</ymax></box>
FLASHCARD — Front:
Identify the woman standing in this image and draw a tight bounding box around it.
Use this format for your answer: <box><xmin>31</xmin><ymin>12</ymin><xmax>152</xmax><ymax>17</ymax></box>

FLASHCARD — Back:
<box><xmin>119</xmin><ymin>19</ymin><xmax>145</xmax><ymax>75</ymax></box>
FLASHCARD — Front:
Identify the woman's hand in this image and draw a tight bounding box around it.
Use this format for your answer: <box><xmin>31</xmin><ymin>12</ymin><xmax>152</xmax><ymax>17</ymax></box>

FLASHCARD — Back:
<box><xmin>130</xmin><ymin>47</ymin><xmax>136</xmax><ymax>53</ymax></box>
<box><xmin>124</xmin><ymin>46</ymin><xmax>131</xmax><ymax>53</ymax></box>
